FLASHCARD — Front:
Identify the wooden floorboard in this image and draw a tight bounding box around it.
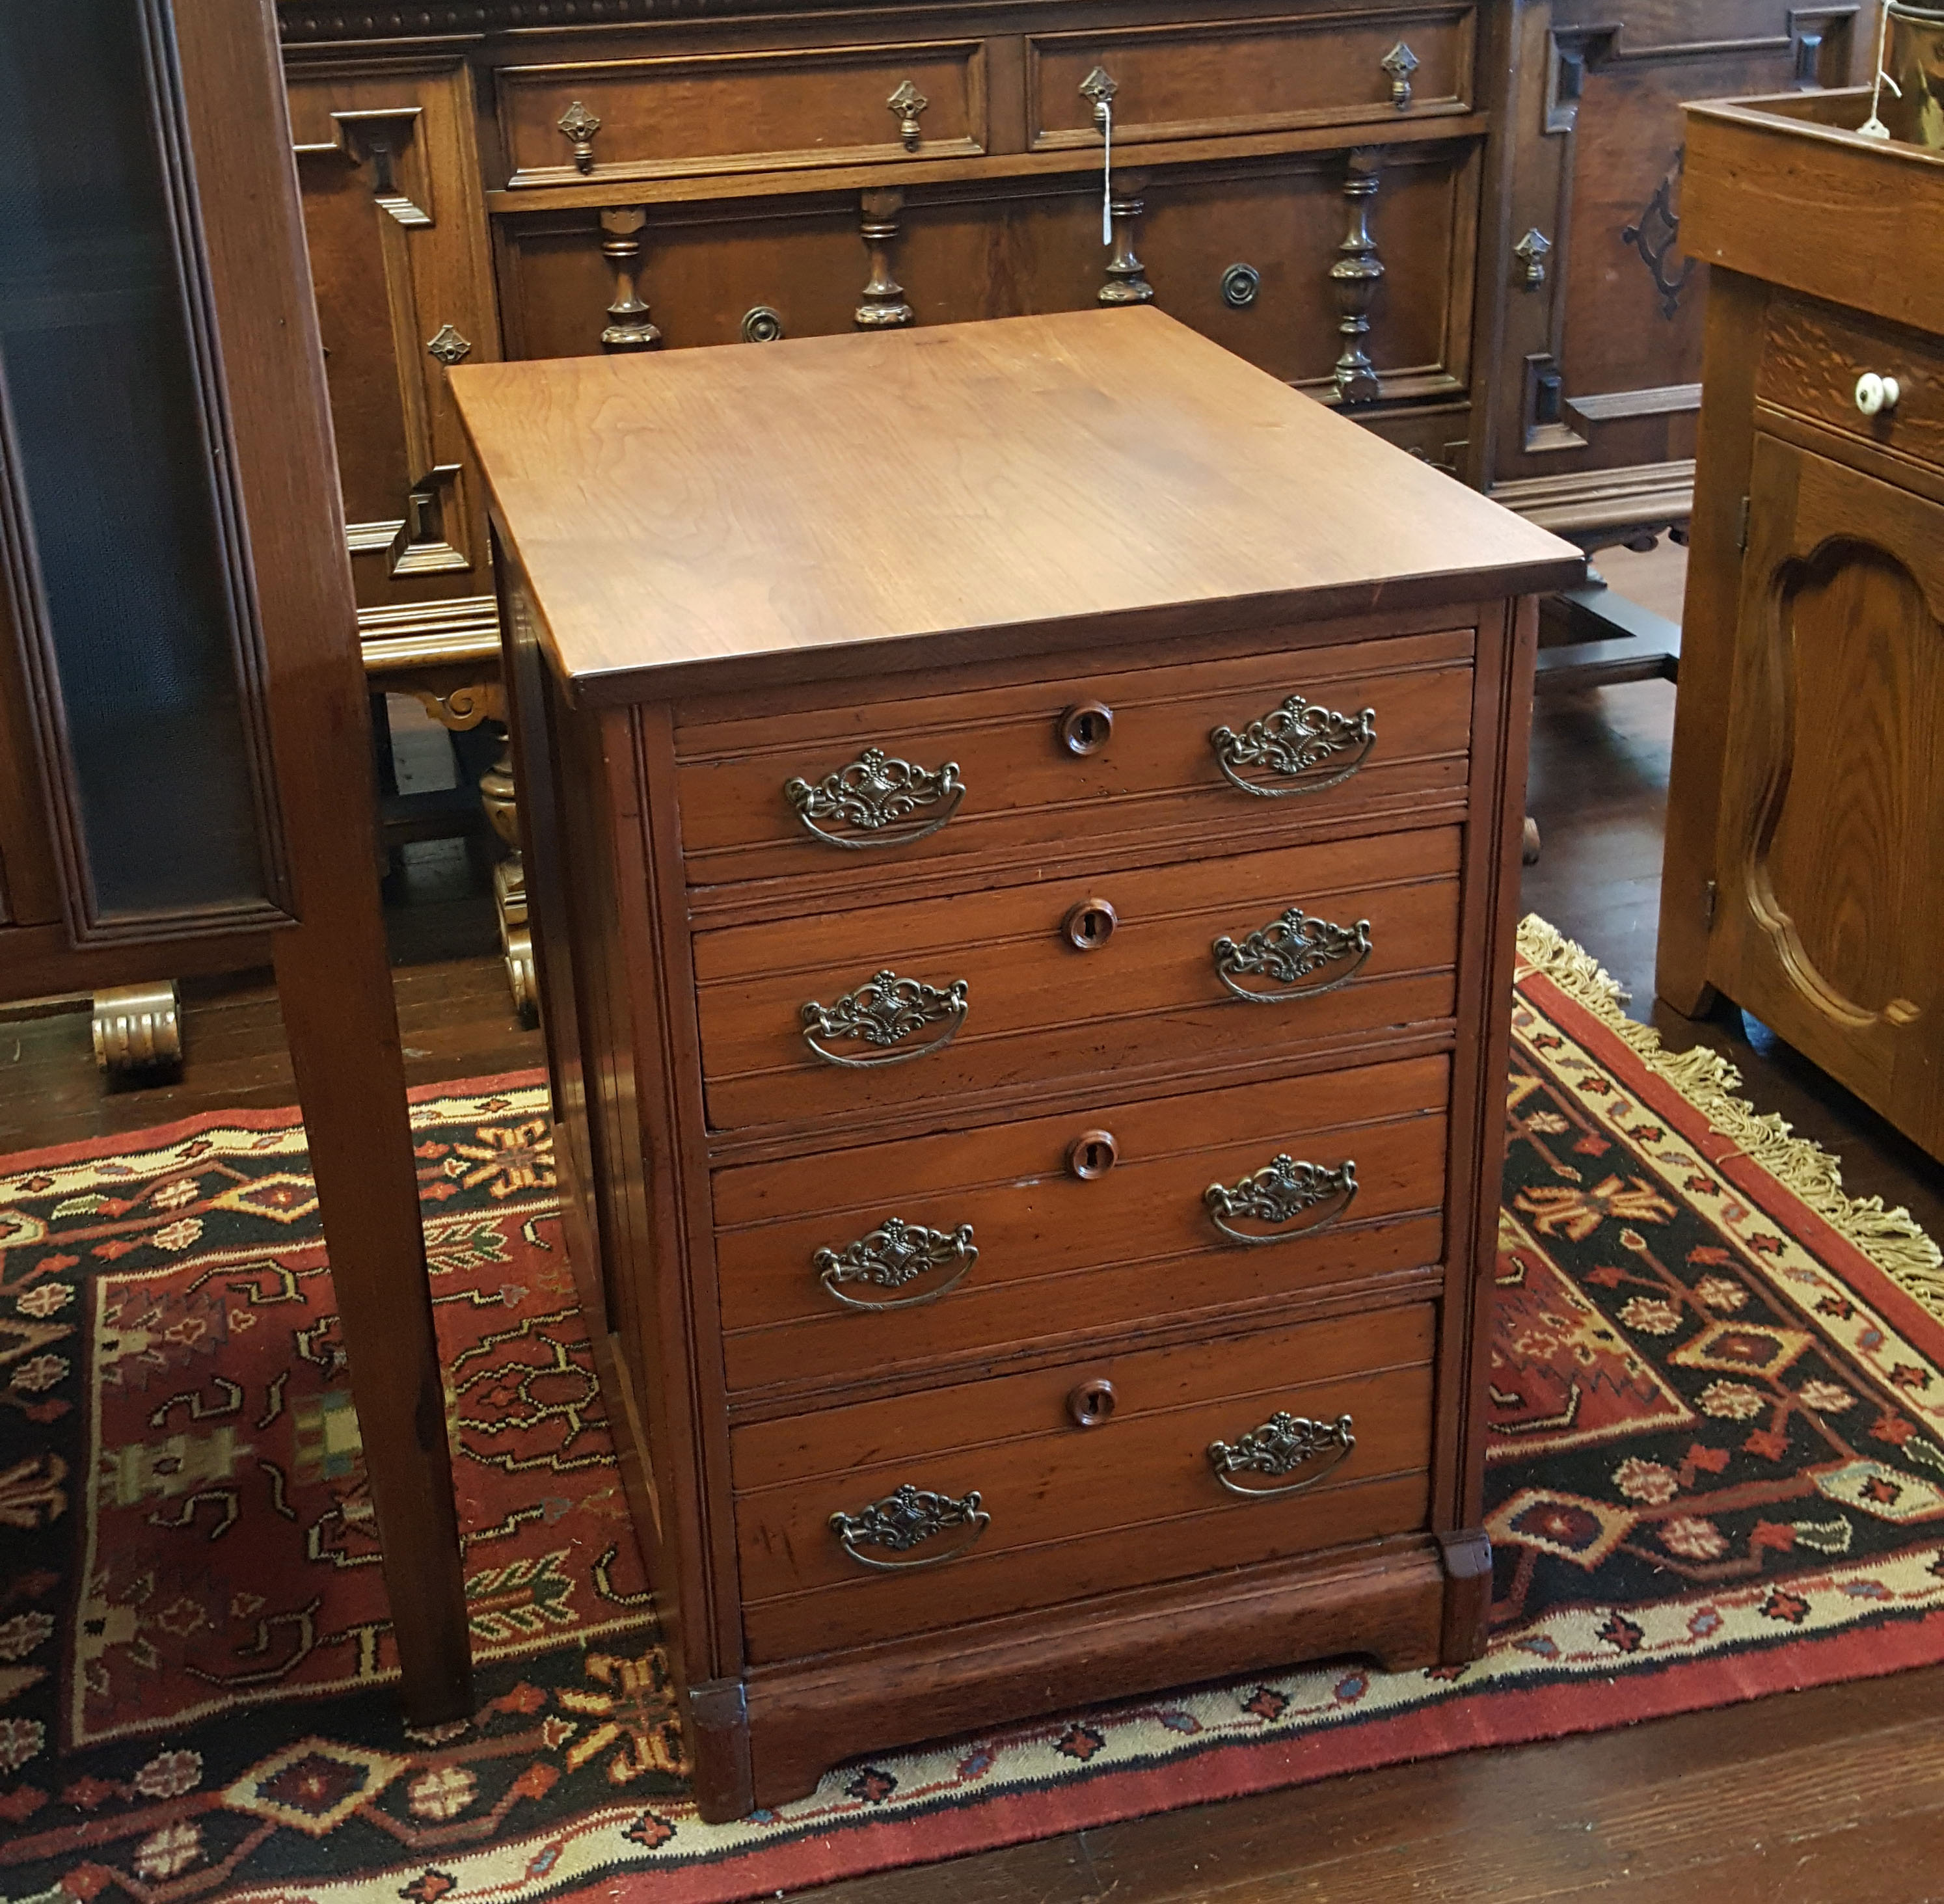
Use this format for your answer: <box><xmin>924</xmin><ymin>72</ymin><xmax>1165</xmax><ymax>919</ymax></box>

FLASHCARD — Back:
<box><xmin>4</xmin><ymin>673</ymin><xmax>1943</xmax><ymax>1898</ymax></box>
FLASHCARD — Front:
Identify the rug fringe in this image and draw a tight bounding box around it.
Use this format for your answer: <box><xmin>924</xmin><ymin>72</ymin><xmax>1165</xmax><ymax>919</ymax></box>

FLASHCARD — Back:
<box><xmin>1516</xmin><ymin>915</ymin><xmax>1944</xmax><ymax>1321</ymax></box>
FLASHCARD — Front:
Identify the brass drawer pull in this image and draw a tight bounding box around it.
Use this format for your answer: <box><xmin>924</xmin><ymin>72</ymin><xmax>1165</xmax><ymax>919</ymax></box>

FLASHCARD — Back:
<box><xmin>831</xmin><ymin>1484</ymin><xmax>989</xmax><ymax>1570</ymax></box>
<box><xmin>887</xmin><ymin>79</ymin><xmax>929</xmax><ymax>150</ymax></box>
<box><xmin>1209</xmin><ymin>1411</ymin><xmax>1355</xmax><ymax>1498</ymax></box>
<box><xmin>1206</xmin><ymin>1155</ymin><xmax>1357</xmax><ymax>1245</ymax></box>
<box><xmin>802</xmin><ymin>968</ymin><xmax>969</xmax><ymax>1068</ymax></box>
<box><xmin>814</xmin><ymin>1216</ymin><xmax>977</xmax><ymax>1310</ymax></box>
<box><xmin>1209</xmin><ymin>695</ymin><xmax>1376</xmax><ymax>798</ymax></box>
<box><xmin>1213</xmin><ymin>907</ymin><xmax>1371</xmax><ymax>1002</ymax></box>
<box><xmin>784</xmin><ymin>747</ymin><xmax>965</xmax><ymax>849</ymax></box>
<box><xmin>1381</xmin><ymin>41</ymin><xmax>1420</xmax><ymax>109</ymax></box>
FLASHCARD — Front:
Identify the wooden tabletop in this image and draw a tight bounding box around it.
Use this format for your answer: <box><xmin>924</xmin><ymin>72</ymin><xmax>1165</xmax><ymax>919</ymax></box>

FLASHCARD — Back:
<box><xmin>451</xmin><ymin>308</ymin><xmax>1582</xmax><ymax>705</ymax></box>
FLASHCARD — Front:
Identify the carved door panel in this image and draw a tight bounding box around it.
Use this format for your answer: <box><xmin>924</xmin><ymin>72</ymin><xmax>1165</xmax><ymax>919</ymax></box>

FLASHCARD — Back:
<box><xmin>288</xmin><ymin>60</ymin><xmax>500</xmax><ymax>642</ymax></box>
<box><xmin>1710</xmin><ymin>436</ymin><xmax>1944</xmax><ymax>1151</ymax></box>
<box><xmin>1489</xmin><ymin>0</ymin><xmax>1863</xmax><ymax>532</ymax></box>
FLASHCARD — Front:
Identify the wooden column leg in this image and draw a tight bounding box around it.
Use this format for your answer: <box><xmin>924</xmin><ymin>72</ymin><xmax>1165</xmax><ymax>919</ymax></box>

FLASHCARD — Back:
<box><xmin>1330</xmin><ymin>149</ymin><xmax>1385</xmax><ymax>404</ymax></box>
<box><xmin>273</xmin><ymin>914</ymin><xmax>473</xmax><ymax>1726</ymax></box>
<box><xmin>1099</xmin><ymin>170</ymin><xmax>1155</xmax><ymax>305</ymax></box>
<box><xmin>856</xmin><ymin>188</ymin><xmax>915</xmax><ymax>328</ymax></box>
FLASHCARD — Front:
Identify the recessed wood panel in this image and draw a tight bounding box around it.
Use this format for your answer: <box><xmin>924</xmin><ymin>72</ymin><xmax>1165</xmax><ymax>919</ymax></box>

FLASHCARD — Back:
<box><xmin>713</xmin><ymin>1054</ymin><xmax>1450</xmax><ymax>1394</ymax></box>
<box><xmin>733</xmin><ymin>1304</ymin><xmax>1437</xmax><ymax>1659</ymax></box>
<box><xmin>497</xmin><ymin>42</ymin><xmax>988</xmax><ymax>189</ymax></box>
<box><xmin>1027</xmin><ymin>8</ymin><xmax>1475</xmax><ymax>150</ymax></box>
<box><xmin>675</xmin><ymin>626</ymin><xmax>1476</xmax><ymax>895</ymax></box>
<box><xmin>691</xmin><ymin>825</ymin><xmax>1463</xmax><ymax>1136</ymax></box>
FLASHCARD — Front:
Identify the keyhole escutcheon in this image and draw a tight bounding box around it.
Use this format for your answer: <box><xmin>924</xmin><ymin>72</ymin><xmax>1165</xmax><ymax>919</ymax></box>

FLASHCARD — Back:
<box><xmin>1061</xmin><ymin>700</ymin><xmax>1114</xmax><ymax>755</ymax></box>
<box><xmin>1067</xmin><ymin>1379</ymin><xmax>1118</xmax><ymax>1428</ymax></box>
<box><xmin>1064</xmin><ymin>897</ymin><xmax>1118</xmax><ymax>950</ymax></box>
<box><xmin>1068</xmin><ymin>1129</ymin><xmax>1118</xmax><ymax>1179</ymax></box>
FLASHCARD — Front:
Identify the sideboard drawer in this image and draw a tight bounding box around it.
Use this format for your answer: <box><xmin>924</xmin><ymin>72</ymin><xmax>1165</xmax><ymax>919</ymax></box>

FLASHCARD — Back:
<box><xmin>1758</xmin><ymin>295</ymin><xmax>1944</xmax><ymax>469</ymax></box>
<box><xmin>675</xmin><ymin>628</ymin><xmax>1476</xmax><ymax>895</ymax></box>
<box><xmin>733</xmin><ymin>1304</ymin><xmax>1437</xmax><ymax>1660</ymax></box>
<box><xmin>1026</xmin><ymin>7</ymin><xmax>1476</xmax><ymax>152</ymax></box>
<box><xmin>692</xmin><ymin>825</ymin><xmax>1462</xmax><ymax>1136</ymax></box>
<box><xmin>497</xmin><ymin>42</ymin><xmax>988</xmax><ymax>189</ymax></box>
<box><xmin>714</xmin><ymin>1054</ymin><xmax>1450</xmax><ymax>1393</ymax></box>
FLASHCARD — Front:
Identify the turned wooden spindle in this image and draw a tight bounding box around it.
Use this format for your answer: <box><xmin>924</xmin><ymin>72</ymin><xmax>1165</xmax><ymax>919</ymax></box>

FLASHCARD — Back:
<box><xmin>1330</xmin><ymin>151</ymin><xmax>1384</xmax><ymax>404</ymax></box>
<box><xmin>856</xmin><ymin>187</ymin><xmax>914</xmax><ymax>328</ymax></box>
<box><xmin>1100</xmin><ymin>170</ymin><xmax>1155</xmax><ymax>305</ymax></box>
<box><xmin>599</xmin><ymin>205</ymin><xmax>662</xmax><ymax>350</ymax></box>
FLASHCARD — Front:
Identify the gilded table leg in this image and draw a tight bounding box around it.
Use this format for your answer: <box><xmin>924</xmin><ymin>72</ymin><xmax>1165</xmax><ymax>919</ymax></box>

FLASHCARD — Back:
<box><xmin>92</xmin><ymin>980</ymin><xmax>183</xmax><ymax>1073</ymax></box>
<box><xmin>479</xmin><ymin>732</ymin><xmax>536</xmax><ymax>1026</ymax></box>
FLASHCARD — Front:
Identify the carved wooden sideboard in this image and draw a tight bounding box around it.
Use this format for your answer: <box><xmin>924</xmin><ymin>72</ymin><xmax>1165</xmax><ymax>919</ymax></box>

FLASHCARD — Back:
<box><xmin>276</xmin><ymin>0</ymin><xmax>1870</xmax><ymax>1012</ymax></box>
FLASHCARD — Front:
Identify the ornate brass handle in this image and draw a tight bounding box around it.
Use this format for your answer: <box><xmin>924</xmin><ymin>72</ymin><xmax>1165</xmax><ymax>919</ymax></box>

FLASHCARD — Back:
<box><xmin>1212</xmin><ymin>907</ymin><xmax>1372</xmax><ymax>1002</ymax></box>
<box><xmin>1208</xmin><ymin>1412</ymin><xmax>1355</xmax><ymax>1498</ymax></box>
<box><xmin>1205</xmin><ymin>1155</ymin><xmax>1357</xmax><ymax>1245</ymax></box>
<box><xmin>814</xmin><ymin>1217</ymin><xmax>977</xmax><ymax>1311</ymax></box>
<box><xmin>830</xmin><ymin>1484</ymin><xmax>989</xmax><ymax>1570</ymax></box>
<box><xmin>556</xmin><ymin>100</ymin><xmax>601</xmax><ymax>172</ymax></box>
<box><xmin>887</xmin><ymin>79</ymin><xmax>929</xmax><ymax>149</ymax></box>
<box><xmin>1381</xmin><ymin>41</ymin><xmax>1420</xmax><ymax>108</ymax></box>
<box><xmin>1209</xmin><ymin>695</ymin><xmax>1376</xmax><ymax>798</ymax></box>
<box><xmin>784</xmin><ymin>747</ymin><xmax>965</xmax><ymax>849</ymax></box>
<box><xmin>802</xmin><ymin>968</ymin><xmax>969</xmax><ymax>1069</ymax></box>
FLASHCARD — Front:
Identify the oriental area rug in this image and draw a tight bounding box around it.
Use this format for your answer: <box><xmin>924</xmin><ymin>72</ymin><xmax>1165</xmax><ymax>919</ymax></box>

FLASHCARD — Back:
<box><xmin>3</xmin><ymin>917</ymin><xmax>1943</xmax><ymax>1904</ymax></box>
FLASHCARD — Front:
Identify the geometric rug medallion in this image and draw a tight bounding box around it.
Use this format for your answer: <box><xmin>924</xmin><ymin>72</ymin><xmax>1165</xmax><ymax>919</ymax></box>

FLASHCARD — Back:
<box><xmin>1</xmin><ymin>917</ymin><xmax>1940</xmax><ymax>1903</ymax></box>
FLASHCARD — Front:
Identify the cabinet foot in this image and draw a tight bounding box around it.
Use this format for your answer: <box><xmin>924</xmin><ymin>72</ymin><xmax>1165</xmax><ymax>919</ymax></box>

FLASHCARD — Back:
<box><xmin>494</xmin><ymin>855</ymin><xmax>536</xmax><ymax>1026</ymax></box>
<box><xmin>92</xmin><ymin>981</ymin><xmax>183</xmax><ymax>1074</ymax></box>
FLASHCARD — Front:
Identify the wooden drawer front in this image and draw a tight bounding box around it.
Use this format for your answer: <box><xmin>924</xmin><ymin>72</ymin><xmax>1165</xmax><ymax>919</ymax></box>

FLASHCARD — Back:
<box><xmin>1759</xmin><ymin>297</ymin><xmax>1944</xmax><ymax>469</ymax></box>
<box><xmin>733</xmin><ymin>1305</ymin><xmax>1437</xmax><ymax>1661</ymax></box>
<box><xmin>714</xmin><ymin>1055</ymin><xmax>1449</xmax><ymax>1395</ymax></box>
<box><xmin>693</xmin><ymin>826</ymin><xmax>1462</xmax><ymax>1136</ymax></box>
<box><xmin>498</xmin><ymin>43</ymin><xmax>987</xmax><ymax>189</ymax></box>
<box><xmin>1027</xmin><ymin>8</ymin><xmax>1475</xmax><ymax>152</ymax></box>
<box><xmin>674</xmin><ymin>628</ymin><xmax>1475</xmax><ymax>896</ymax></box>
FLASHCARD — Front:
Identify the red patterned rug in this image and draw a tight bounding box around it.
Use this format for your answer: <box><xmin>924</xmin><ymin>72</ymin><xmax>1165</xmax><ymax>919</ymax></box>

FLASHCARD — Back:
<box><xmin>2</xmin><ymin>917</ymin><xmax>1942</xmax><ymax>1903</ymax></box>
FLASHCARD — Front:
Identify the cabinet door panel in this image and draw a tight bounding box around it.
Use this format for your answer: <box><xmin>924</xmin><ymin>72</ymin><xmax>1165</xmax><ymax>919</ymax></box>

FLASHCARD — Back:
<box><xmin>1712</xmin><ymin>436</ymin><xmax>1944</xmax><ymax>1148</ymax></box>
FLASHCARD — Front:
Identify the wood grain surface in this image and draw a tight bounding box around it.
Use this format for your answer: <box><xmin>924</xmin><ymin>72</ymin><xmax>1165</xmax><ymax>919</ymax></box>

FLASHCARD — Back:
<box><xmin>449</xmin><ymin>308</ymin><xmax>1580</xmax><ymax>703</ymax></box>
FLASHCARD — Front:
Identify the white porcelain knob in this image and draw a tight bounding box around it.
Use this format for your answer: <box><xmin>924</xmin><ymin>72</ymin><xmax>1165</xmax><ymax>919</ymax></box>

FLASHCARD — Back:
<box><xmin>1855</xmin><ymin>371</ymin><xmax>1902</xmax><ymax>417</ymax></box>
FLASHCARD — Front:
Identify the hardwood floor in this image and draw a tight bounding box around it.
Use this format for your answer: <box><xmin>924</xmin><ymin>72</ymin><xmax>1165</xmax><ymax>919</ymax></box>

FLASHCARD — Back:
<box><xmin>4</xmin><ymin>659</ymin><xmax>1942</xmax><ymax>1898</ymax></box>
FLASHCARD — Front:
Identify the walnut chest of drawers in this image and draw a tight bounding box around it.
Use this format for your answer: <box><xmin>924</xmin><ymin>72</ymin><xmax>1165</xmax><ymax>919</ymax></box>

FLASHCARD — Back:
<box><xmin>450</xmin><ymin>307</ymin><xmax>1582</xmax><ymax>1819</ymax></box>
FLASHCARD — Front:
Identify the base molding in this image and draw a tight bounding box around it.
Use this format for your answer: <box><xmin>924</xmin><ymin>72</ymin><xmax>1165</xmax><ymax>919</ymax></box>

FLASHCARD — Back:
<box><xmin>682</xmin><ymin>1529</ymin><xmax>1489</xmax><ymax>1820</ymax></box>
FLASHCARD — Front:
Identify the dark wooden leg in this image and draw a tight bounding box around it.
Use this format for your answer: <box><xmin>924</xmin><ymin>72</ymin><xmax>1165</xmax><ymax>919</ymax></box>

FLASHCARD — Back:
<box><xmin>274</xmin><ymin>915</ymin><xmax>473</xmax><ymax>1726</ymax></box>
<box><xmin>1436</xmin><ymin>1527</ymin><xmax>1493</xmax><ymax>1665</ymax></box>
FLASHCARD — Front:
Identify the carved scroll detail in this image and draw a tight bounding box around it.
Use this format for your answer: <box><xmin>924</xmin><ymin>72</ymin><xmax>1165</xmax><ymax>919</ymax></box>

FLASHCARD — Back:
<box><xmin>801</xmin><ymin>969</ymin><xmax>969</xmax><ymax>1067</ymax></box>
<box><xmin>1211</xmin><ymin>908</ymin><xmax>1373</xmax><ymax>1002</ymax></box>
<box><xmin>814</xmin><ymin>1217</ymin><xmax>978</xmax><ymax>1309</ymax></box>
<box><xmin>1206</xmin><ymin>1155</ymin><xmax>1358</xmax><ymax>1237</ymax></box>
<box><xmin>1330</xmin><ymin>151</ymin><xmax>1384</xmax><ymax>403</ymax></box>
<box><xmin>1209</xmin><ymin>694</ymin><xmax>1378</xmax><ymax>797</ymax></box>
<box><xmin>1208</xmin><ymin>1412</ymin><xmax>1356</xmax><ymax>1495</ymax></box>
<box><xmin>1621</xmin><ymin>149</ymin><xmax>1695</xmax><ymax>321</ymax></box>
<box><xmin>830</xmin><ymin>1486</ymin><xmax>990</xmax><ymax>1569</ymax></box>
<box><xmin>783</xmin><ymin>747</ymin><xmax>964</xmax><ymax>848</ymax></box>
